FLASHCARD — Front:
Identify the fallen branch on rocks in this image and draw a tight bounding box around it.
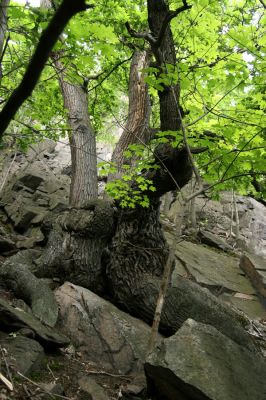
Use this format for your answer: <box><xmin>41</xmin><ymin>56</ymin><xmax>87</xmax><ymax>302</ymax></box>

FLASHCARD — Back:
<box><xmin>17</xmin><ymin>372</ymin><xmax>71</xmax><ymax>400</ymax></box>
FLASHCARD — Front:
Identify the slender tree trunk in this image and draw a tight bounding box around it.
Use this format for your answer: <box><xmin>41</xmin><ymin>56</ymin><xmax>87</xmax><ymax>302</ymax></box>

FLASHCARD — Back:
<box><xmin>147</xmin><ymin>0</ymin><xmax>181</xmax><ymax>132</ymax></box>
<box><xmin>0</xmin><ymin>0</ymin><xmax>10</xmax><ymax>80</ymax></box>
<box><xmin>108</xmin><ymin>50</ymin><xmax>151</xmax><ymax>182</ymax></box>
<box><xmin>53</xmin><ymin>57</ymin><xmax>98</xmax><ymax>205</ymax></box>
<box><xmin>41</xmin><ymin>0</ymin><xmax>98</xmax><ymax>207</ymax></box>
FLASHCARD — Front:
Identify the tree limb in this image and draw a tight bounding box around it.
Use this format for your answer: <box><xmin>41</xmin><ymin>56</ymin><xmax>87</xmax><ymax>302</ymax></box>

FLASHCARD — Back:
<box><xmin>0</xmin><ymin>0</ymin><xmax>93</xmax><ymax>141</ymax></box>
<box><xmin>125</xmin><ymin>21</ymin><xmax>156</xmax><ymax>45</ymax></box>
<box><xmin>87</xmin><ymin>55</ymin><xmax>134</xmax><ymax>93</ymax></box>
<box><xmin>258</xmin><ymin>0</ymin><xmax>266</xmax><ymax>9</ymax></box>
<box><xmin>185</xmin><ymin>172</ymin><xmax>266</xmax><ymax>202</ymax></box>
<box><xmin>155</xmin><ymin>2</ymin><xmax>192</xmax><ymax>48</ymax></box>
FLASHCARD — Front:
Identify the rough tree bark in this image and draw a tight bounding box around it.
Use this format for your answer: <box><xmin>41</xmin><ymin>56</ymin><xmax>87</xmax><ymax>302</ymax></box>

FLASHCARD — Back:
<box><xmin>105</xmin><ymin>0</ymin><xmax>188</xmax><ymax>309</ymax></box>
<box><xmin>41</xmin><ymin>0</ymin><xmax>98</xmax><ymax>206</ymax></box>
<box><xmin>147</xmin><ymin>0</ymin><xmax>181</xmax><ymax>132</ymax></box>
<box><xmin>53</xmin><ymin>56</ymin><xmax>98</xmax><ymax>205</ymax></box>
<box><xmin>108</xmin><ymin>50</ymin><xmax>151</xmax><ymax>182</ymax></box>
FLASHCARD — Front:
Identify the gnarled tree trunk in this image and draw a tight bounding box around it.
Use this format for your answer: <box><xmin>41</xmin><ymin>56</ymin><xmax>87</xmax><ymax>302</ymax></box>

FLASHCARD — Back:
<box><xmin>106</xmin><ymin>0</ymin><xmax>186</xmax><ymax>314</ymax></box>
<box><xmin>104</xmin><ymin>0</ymin><xmax>253</xmax><ymax>348</ymax></box>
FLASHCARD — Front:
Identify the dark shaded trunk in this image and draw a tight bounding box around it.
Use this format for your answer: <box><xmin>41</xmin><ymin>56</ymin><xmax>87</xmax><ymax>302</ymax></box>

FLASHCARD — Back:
<box><xmin>108</xmin><ymin>50</ymin><xmax>151</xmax><ymax>182</ymax></box>
<box><xmin>147</xmin><ymin>0</ymin><xmax>181</xmax><ymax>132</ymax></box>
<box><xmin>106</xmin><ymin>198</ymin><xmax>168</xmax><ymax>303</ymax></box>
<box><xmin>105</xmin><ymin>0</ymin><xmax>190</xmax><ymax>314</ymax></box>
<box><xmin>103</xmin><ymin>0</ymin><xmax>253</xmax><ymax>348</ymax></box>
<box><xmin>0</xmin><ymin>0</ymin><xmax>10</xmax><ymax>80</ymax></box>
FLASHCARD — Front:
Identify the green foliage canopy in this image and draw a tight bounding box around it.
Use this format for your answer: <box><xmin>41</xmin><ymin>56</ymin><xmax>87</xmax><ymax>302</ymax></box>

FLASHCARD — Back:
<box><xmin>0</xmin><ymin>0</ymin><xmax>265</xmax><ymax>202</ymax></box>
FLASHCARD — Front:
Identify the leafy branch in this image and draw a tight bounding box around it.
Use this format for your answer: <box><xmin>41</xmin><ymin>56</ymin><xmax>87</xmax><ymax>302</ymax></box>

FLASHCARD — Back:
<box><xmin>0</xmin><ymin>0</ymin><xmax>93</xmax><ymax>141</ymax></box>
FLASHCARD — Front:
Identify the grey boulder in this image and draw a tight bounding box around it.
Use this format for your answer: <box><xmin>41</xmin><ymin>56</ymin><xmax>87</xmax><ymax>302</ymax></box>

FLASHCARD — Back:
<box><xmin>145</xmin><ymin>319</ymin><xmax>266</xmax><ymax>400</ymax></box>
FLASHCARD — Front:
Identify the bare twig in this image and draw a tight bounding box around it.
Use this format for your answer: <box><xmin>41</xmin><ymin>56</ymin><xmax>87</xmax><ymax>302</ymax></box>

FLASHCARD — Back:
<box><xmin>206</xmin><ymin>109</ymin><xmax>264</xmax><ymax>129</ymax></box>
<box><xmin>233</xmin><ymin>190</ymin><xmax>240</xmax><ymax>240</ymax></box>
<box><xmin>17</xmin><ymin>372</ymin><xmax>72</xmax><ymax>400</ymax></box>
<box><xmin>185</xmin><ymin>80</ymin><xmax>244</xmax><ymax>127</ymax></box>
<box><xmin>0</xmin><ymin>347</ymin><xmax>13</xmax><ymax>387</ymax></box>
<box><xmin>0</xmin><ymin>372</ymin><xmax>13</xmax><ymax>391</ymax></box>
<box><xmin>146</xmin><ymin>205</ymin><xmax>186</xmax><ymax>357</ymax></box>
<box><xmin>125</xmin><ymin>22</ymin><xmax>156</xmax><ymax>45</ymax></box>
<box><xmin>0</xmin><ymin>34</ymin><xmax>10</xmax><ymax>72</ymax></box>
<box><xmin>185</xmin><ymin>172</ymin><xmax>266</xmax><ymax>202</ymax></box>
<box><xmin>87</xmin><ymin>55</ymin><xmax>134</xmax><ymax>93</ymax></box>
<box><xmin>220</xmin><ymin>130</ymin><xmax>263</xmax><ymax>182</ymax></box>
<box><xmin>0</xmin><ymin>151</ymin><xmax>17</xmax><ymax>194</ymax></box>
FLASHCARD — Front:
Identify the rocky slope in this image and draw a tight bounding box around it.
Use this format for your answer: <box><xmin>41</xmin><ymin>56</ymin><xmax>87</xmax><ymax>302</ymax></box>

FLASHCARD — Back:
<box><xmin>0</xmin><ymin>139</ymin><xmax>265</xmax><ymax>400</ymax></box>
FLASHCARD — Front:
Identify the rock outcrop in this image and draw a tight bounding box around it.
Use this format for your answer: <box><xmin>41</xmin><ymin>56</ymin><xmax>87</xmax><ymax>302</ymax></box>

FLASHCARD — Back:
<box><xmin>145</xmin><ymin>319</ymin><xmax>266</xmax><ymax>400</ymax></box>
<box><xmin>167</xmin><ymin>190</ymin><xmax>266</xmax><ymax>258</ymax></box>
<box><xmin>55</xmin><ymin>282</ymin><xmax>159</xmax><ymax>374</ymax></box>
<box><xmin>0</xmin><ymin>297</ymin><xmax>69</xmax><ymax>348</ymax></box>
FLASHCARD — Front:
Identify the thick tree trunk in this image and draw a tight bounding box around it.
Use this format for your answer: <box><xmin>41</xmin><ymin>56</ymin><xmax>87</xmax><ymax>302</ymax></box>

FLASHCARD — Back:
<box><xmin>38</xmin><ymin>200</ymin><xmax>115</xmax><ymax>294</ymax></box>
<box><xmin>106</xmin><ymin>0</ymin><xmax>189</xmax><ymax>305</ymax></box>
<box><xmin>0</xmin><ymin>0</ymin><xmax>10</xmax><ymax>80</ymax></box>
<box><xmin>51</xmin><ymin>57</ymin><xmax>99</xmax><ymax>286</ymax></box>
<box><xmin>108</xmin><ymin>50</ymin><xmax>151</xmax><ymax>182</ymax></box>
<box><xmin>106</xmin><ymin>198</ymin><xmax>169</xmax><ymax>302</ymax></box>
<box><xmin>104</xmin><ymin>0</ymin><xmax>253</xmax><ymax>348</ymax></box>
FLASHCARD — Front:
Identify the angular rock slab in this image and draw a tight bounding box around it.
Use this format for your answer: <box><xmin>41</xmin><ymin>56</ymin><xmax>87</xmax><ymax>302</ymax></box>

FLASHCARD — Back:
<box><xmin>197</xmin><ymin>229</ymin><xmax>233</xmax><ymax>252</ymax></box>
<box><xmin>172</xmin><ymin>239</ymin><xmax>254</xmax><ymax>294</ymax></box>
<box><xmin>240</xmin><ymin>253</ymin><xmax>266</xmax><ymax>306</ymax></box>
<box><xmin>165</xmin><ymin>234</ymin><xmax>266</xmax><ymax>319</ymax></box>
<box><xmin>0</xmin><ymin>298</ymin><xmax>69</xmax><ymax>348</ymax></box>
<box><xmin>0</xmin><ymin>333</ymin><xmax>44</xmax><ymax>376</ymax></box>
<box><xmin>145</xmin><ymin>319</ymin><xmax>266</xmax><ymax>400</ymax></box>
<box><xmin>55</xmin><ymin>282</ymin><xmax>157</xmax><ymax>374</ymax></box>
